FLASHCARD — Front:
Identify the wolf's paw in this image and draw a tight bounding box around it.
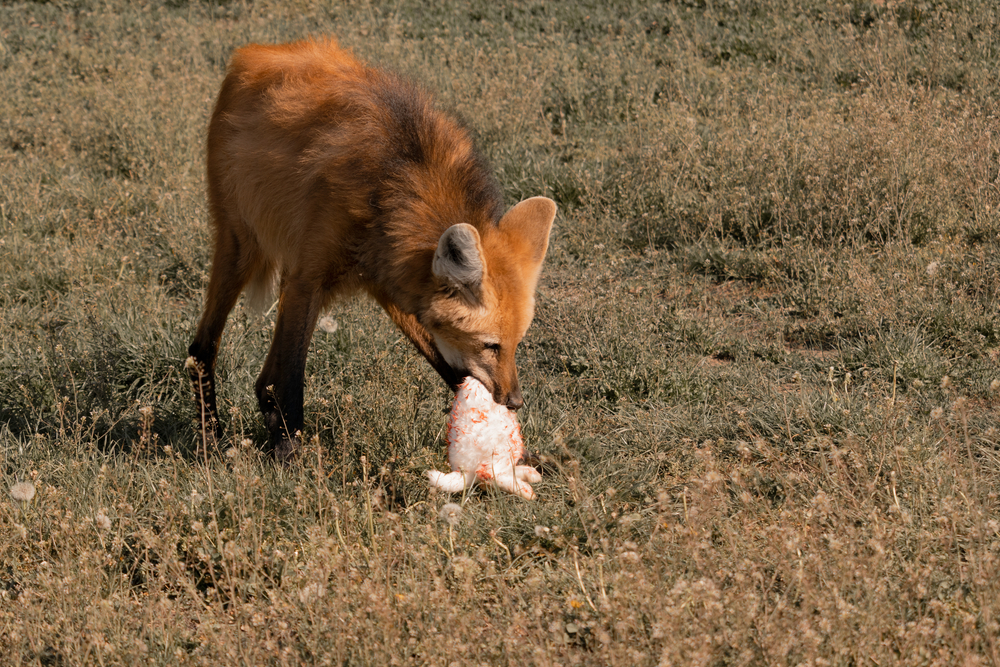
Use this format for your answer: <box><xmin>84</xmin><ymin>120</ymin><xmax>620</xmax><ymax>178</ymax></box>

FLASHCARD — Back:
<box><xmin>274</xmin><ymin>436</ymin><xmax>300</xmax><ymax>466</ymax></box>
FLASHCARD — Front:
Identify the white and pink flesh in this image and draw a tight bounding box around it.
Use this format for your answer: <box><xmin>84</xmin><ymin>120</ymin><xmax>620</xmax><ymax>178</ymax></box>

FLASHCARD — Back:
<box><xmin>426</xmin><ymin>377</ymin><xmax>541</xmax><ymax>500</ymax></box>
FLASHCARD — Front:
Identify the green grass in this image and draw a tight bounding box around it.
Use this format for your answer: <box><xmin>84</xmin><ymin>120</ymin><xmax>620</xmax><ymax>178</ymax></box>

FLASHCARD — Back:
<box><xmin>2</xmin><ymin>1</ymin><xmax>1000</xmax><ymax>664</ymax></box>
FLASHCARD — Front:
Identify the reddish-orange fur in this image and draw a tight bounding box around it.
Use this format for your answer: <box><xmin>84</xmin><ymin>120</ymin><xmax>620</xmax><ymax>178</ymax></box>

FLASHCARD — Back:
<box><xmin>186</xmin><ymin>39</ymin><xmax>555</xmax><ymax>459</ymax></box>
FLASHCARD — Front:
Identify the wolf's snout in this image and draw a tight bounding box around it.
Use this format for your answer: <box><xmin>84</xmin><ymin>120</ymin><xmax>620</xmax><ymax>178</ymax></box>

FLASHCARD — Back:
<box><xmin>504</xmin><ymin>389</ymin><xmax>523</xmax><ymax>411</ymax></box>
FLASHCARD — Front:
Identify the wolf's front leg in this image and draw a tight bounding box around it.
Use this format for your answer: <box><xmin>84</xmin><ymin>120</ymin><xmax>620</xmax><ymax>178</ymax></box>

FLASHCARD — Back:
<box><xmin>255</xmin><ymin>277</ymin><xmax>324</xmax><ymax>462</ymax></box>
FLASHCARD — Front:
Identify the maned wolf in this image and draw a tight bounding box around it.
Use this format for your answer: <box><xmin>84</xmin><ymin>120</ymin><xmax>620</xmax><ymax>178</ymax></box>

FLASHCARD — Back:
<box><xmin>186</xmin><ymin>38</ymin><xmax>556</xmax><ymax>460</ymax></box>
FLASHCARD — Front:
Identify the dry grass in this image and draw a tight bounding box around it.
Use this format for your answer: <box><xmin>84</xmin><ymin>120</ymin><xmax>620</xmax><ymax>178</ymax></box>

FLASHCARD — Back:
<box><xmin>1</xmin><ymin>1</ymin><xmax>999</xmax><ymax>665</ymax></box>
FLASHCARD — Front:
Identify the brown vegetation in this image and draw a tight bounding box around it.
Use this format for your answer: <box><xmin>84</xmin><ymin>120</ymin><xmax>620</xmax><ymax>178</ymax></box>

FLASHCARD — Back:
<box><xmin>1</xmin><ymin>1</ymin><xmax>998</xmax><ymax>664</ymax></box>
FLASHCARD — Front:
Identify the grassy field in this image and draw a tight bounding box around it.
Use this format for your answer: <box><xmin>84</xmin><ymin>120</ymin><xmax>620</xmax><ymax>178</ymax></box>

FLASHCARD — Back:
<box><xmin>1</xmin><ymin>0</ymin><xmax>999</xmax><ymax>664</ymax></box>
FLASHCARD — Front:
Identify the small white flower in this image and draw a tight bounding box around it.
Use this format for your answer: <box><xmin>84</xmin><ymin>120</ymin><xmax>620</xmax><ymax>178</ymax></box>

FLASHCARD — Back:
<box><xmin>10</xmin><ymin>481</ymin><xmax>35</xmax><ymax>502</ymax></box>
<box><xmin>318</xmin><ymin>316</ymin><xmax>338</xmax><ymax>334</ymax></box>
<box><xmin>990</xmin><ymin>380</ymin><xmax>1000</xmax><ymax>393</ymax></box>
<box><xmin>941</xmin><ymin>375</ymin><xmax>952</xmax><ymax>389</ymax></box>
<box><xmin>439</xmin><ymin>502</ymin><xmax>463</xmax><ymax>527</ymax></box>
<box><xmin>930</xmin><ymin>407</ymin><xmax>944</xmax><ymax>420</ymax></box>
<box><xmin>926</xmin><ymin>261</ymin><xmax>940</xmax><ymax>277</ymax></box>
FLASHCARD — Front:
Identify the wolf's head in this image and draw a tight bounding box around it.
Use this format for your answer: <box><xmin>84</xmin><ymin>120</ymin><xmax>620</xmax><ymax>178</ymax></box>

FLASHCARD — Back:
<box><xmin>423</xmin><ymin>197</ymin><xmax>556</xmax><ymax>409</ymax></box>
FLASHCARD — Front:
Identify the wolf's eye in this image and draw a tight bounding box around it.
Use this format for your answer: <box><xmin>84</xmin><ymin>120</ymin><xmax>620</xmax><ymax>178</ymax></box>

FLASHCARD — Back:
<box><xmin>484</xmin><ymin>342</ymin><xmax>501</xmax><ymax>352</ymax></box>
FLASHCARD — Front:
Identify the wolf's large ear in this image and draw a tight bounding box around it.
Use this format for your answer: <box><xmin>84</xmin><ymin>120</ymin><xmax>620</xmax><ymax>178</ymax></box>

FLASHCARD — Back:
<box><xmin>433</xmin><ymin>223</ymin><xmax>485</xmax><ymax>303</ymax></box>
<box><xmin>498</xmin><ymin>197</ymin><xmax>557</xmax><ymax>269</ymax></box>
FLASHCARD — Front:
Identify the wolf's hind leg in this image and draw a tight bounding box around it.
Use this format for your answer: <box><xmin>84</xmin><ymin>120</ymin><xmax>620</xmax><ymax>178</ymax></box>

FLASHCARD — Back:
<box><xmin>188</xmin><ymin>224</ymin><xmax>259</xmax><ymax>441</ymax></box>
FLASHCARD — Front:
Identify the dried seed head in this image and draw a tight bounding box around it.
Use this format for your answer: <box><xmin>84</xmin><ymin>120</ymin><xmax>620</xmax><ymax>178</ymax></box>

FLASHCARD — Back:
<box><xmin>94</xmin><ymin>512</ymin><xmax>112</xmax><ymax>531</ymax></box>
<box><xmin>439</xmin><ymin>502</ymin><xmax>463</xmax><ymax>527</ymax></box>
<box><xmin>10</xmin><ymin>481</ymin><xmax>35</xmax><ymax>502</ymax></box>
<box><xmin>298</xmin><ymin>581</ymin><xmax>326</xmax><ymax>604</ymax></box>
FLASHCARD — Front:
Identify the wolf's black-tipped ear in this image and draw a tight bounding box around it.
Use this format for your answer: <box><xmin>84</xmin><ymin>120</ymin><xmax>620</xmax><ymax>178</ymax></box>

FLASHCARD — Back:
<box><xmin>433</xmin><ymin>223</ymin><xmax>485</xmax><ymax>303</ymax></box>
